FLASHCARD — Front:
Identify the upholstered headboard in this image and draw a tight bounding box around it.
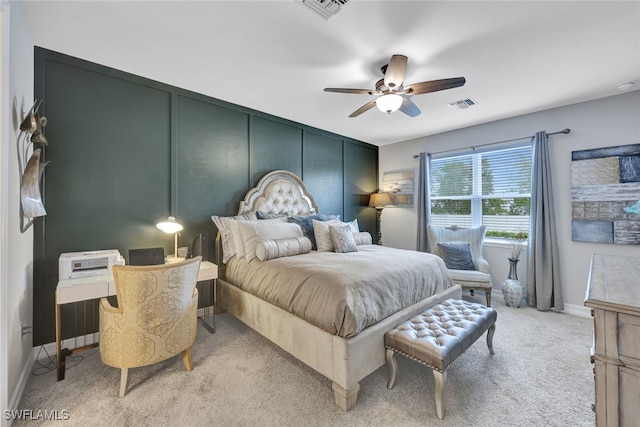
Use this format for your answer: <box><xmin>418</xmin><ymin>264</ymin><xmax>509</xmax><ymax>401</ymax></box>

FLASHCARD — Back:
<box><xmin>238</xmin><ymin>170</ymin><xmax>319</xmax><ymax>216</ymax></box>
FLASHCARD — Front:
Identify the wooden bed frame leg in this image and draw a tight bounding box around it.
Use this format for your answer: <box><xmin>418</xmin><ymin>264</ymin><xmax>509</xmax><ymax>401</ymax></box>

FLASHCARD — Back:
<box><xmin>332</xmin><ymin>382</ymin><xmax>360</xmax><ymax>411</ymax></box>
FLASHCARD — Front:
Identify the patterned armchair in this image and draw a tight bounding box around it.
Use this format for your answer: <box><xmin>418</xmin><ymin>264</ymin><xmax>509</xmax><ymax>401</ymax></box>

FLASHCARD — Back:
<box><xmin>427</xmin><ymin>225</ymin><xmax>493</xmax><ymax>306</ymax></box>
<box><xmin>99</xmin><ymin>256</ymin><xmax>202</xmax><ymax>396</ymax></box>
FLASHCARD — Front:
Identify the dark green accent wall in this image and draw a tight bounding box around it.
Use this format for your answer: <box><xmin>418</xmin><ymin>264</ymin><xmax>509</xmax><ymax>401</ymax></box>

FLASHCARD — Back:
<box><xmin>33</xmin><ymin>48</ymin><xmax>378</xmax><ymax>346</ymax></box>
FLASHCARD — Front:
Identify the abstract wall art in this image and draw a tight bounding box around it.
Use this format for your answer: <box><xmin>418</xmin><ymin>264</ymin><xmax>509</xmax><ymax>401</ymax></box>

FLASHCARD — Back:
<box><xmin>383</xmin><ymin>169</ymin><xmax>415</xmax><ymax>207</ymax></box>
<box><xmin>571</xmin><ymin>143</ymin><xmax>640</xmax><ymax>245</ymax></box>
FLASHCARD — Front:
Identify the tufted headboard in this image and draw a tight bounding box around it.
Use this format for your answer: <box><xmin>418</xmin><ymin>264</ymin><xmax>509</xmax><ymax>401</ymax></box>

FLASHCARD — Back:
<box><xmin>238</xmin><ymin>170</ymin><xmax>319</xmax><ymax>216</ymax></box>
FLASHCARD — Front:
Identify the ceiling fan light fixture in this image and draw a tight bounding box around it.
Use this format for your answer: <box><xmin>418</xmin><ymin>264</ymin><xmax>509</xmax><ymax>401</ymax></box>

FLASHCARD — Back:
<box><xmin>376</xmin><ymin>94</ymin><xmax>403</xmax><ymax>114</ymax></box>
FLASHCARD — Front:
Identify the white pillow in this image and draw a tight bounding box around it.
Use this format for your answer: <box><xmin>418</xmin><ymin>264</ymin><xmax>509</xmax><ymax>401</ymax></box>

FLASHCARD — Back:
<box><xmin>229</xmin><ymin>219</ymin><xmax>245</xmax><ymax>258</ymax></box>
<box><xmin>313</xmin><ymin>219</ymin><xmax>359</xmax><ymax>252</ymax></box>
<box><xmin>353</xmin><ymin>231</ymin><xmax>373</xmax><ymax>246</ymax></box>
<box><xmin>312</xmin><ymin>219</ymin><xmax>341</xmax><ymax>251</ymax></box>
<box><xmin>238</xmin><ymin>221</ymin><xmax>303</xmax><ymax>262</ymax></box>
<box><xmin>211</xmin><ymin>212</ymin><xmax>257</xmax><ymax>263</ymax></box>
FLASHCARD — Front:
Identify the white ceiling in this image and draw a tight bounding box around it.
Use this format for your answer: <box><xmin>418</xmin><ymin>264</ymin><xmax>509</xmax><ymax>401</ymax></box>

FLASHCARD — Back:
<box><xmin>17</xmin><ymin>0</ymin><xmax>640</xmax><ymax>146</ymax></box>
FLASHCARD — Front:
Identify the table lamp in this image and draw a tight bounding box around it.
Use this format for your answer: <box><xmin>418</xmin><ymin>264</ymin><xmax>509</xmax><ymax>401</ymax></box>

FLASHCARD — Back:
<box><xmin>369</xmin><ymin>192</ymin><xmax>393</xmax><ymax>245</ymax></box>
<box><xmin>156</xmin><ymin>216</ymin><xmax>184</xmax><ymax>262</ymax></box>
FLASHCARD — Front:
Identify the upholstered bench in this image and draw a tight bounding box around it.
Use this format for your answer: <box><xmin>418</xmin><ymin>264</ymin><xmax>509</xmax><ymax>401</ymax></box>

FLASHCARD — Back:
<box><xmin>384</xmin><ymin>299</ymin><xmax>497</xmax><ymax>419</ymax></box>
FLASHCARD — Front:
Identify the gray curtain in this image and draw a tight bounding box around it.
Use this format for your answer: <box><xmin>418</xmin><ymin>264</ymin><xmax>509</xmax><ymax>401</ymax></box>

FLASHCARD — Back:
<box><xmin>527</xmin><ymin>131</ymin><xmax>564</xmax><ymax>310</ymax></box>
<box><xmin>417</xmin><ymin>152</ymin><xmax>432</xmax><ymax>252</ymax></box>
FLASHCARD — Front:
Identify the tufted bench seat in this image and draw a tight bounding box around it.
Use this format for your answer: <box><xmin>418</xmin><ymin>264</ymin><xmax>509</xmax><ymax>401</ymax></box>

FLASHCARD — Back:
<box><xmin>384</xmin><ymin>299</ymin><xmax>497</xmax><ymax>419</ymax></box>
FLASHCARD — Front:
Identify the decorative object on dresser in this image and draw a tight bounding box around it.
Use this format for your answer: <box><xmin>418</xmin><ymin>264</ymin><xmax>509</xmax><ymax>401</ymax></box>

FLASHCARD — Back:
<box><xmin>157</xmin><ymin>216</ymin><xmax>184</xmax><ymax>262</ymax></box>
<box><xmin>585</xmin><ymin>254</ymin><xmax>640</xmax><ymax>426</ymax></box>
<box><xmin>369</xmin><ymin>191</ymin><xmax>394</xmax><ymax>245</ymax></box>
<box><xmin>501</xmin><ymin>238</ymin><xmax>526</xmax><ymax>308</ymax></box>
<box><xmin>99</xmin><ymin>256</ymin><xmax>202</xmax><ymax>397</ymax></box>
<box><xmin>427</xmin><ymin>224</ymin><xmax>493</xmax><ymax>306</ymax></box>
<box><xmin>17</xmin><ymin>98</ymin><xmax>50</xmax><ymax>233</ymax></box>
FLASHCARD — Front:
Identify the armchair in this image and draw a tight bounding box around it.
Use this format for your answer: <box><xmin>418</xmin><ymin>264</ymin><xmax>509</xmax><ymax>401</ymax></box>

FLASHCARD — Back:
<box><xmin>427</xmin><ymin>224</ymin><xmax>493</xmax><ymax>306</ymax></box>
<box><xmin>99</xmin><ymin>256</ymin><xmax>202</xmax><ymax>396</ymax></box>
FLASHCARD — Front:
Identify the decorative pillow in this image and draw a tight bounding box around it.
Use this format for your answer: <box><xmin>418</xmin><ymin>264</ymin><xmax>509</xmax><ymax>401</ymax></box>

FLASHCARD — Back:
<box><xmin>287</xmin><ymin>214</ymin><xmax>340</xmax><ymax>250</ymax></box>
<box><xmin>353</xmin><ymin>231</ymin><xmax>373</xmax><ymax>246</ymax></box>
<box><xmin>255</xmin><ymin>237</ymin><xmax>312</xmax><ymax>261</ymax></box>
<box><xmin>211</xmin><ymin>212</ymin><xmax>257</xmax><ymax>263</ymax></box>
<box><xmin>330</xmin><ymin>224</ymin><xmax>358</xmax><ymax>254</ymax></box>
<box><xmin>237</xmin><ymin>221</ymin><xmax>303</xmax><ymax>262</ymax></box>
<box><xmin>437</xmin><ymin>242</ymin><xmax>476</xmax><ymax>270</ymax></box>
<box><xmin>313</xmin><ymin>219</ymin><xmax>359</xmax><ymax>251</ymax></box>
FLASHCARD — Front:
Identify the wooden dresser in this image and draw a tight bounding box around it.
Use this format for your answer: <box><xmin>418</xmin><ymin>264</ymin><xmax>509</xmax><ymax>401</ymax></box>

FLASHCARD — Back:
<box><xmin>585</xmin><ymin>254</ymin><xmax>640</xmax><ymax>427</ymax></box>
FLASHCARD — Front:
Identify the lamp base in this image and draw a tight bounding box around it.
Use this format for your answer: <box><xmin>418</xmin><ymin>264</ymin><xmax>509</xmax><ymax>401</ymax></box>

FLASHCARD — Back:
<box><xmin>165</xmin><ymin>255</ymin><xmax>185</xmax><ymax>263</ymax></box>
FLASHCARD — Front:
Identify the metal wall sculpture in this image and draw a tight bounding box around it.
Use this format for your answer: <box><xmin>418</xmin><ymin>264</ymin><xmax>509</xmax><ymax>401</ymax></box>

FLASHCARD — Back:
<box><xmin>571</xmin><ymin>143</ymin><xmax>640</xmax><ymax>244</ymax></box>
<box><xmin>17</xmin><ymin>99</ymin><xmax>49</xmax><ymax>233</ymax></box>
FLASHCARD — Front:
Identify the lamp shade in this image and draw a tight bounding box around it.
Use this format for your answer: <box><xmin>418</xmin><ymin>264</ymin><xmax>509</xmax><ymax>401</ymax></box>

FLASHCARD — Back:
<box><xmin>376</xmin><ymin>94</ymin><xmax>403</xmax><ymax>114</ymax></box>
<box><xmin>156</xmin><ymin>216</ymin><xmax>183</xmax><ymax>233</ymax></box>
<box><xmin>369</xmin><ymin>192</ymin><xmax>393</xmax><ymax>208</ymax></box>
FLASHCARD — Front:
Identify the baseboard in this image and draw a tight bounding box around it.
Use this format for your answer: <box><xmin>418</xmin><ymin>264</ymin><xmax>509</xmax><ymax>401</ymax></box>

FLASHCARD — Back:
<box><xmin>562</xmin><ymin>302</ymin><xmax>591</xmax><ymax>318</ymax></box>
<box><xmin>7</xmin><ymin>350</ymin><xmax>36</xmax><ymax>426</ymax></box>
<box><xmin>491</xmin><ymin>288</ymin><xmax>591</xmax><ymax>318</ymax></box>
<box><xmin>37</xmin><ymin>332</ymin><xmax>100</xmax><ymax>360</ymax></box>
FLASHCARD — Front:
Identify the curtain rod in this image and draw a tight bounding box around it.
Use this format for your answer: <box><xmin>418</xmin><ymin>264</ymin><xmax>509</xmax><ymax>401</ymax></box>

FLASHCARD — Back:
<box><xmin>412</xmin><ymin>128</ymin><xmax>571</xmax><ymax>158</ymax></box>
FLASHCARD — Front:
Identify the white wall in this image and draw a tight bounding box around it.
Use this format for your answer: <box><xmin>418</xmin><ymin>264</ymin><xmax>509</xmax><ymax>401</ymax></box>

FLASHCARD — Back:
<box><xmin>379</xmin><ymin>91</ymin><xmax>640</xmax><ymax>315</ymax></box>
<box><xmin>1</xmin><ymin>2</ymin><xmax>34</xmax><ymax>423</ymax></box>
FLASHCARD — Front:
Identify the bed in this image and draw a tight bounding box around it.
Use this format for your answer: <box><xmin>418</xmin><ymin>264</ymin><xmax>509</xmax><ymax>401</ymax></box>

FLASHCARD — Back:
<box><xmin>214</xmin><ymin>170</ymin><xmax>460</xmax><ymax>411</ymax></box>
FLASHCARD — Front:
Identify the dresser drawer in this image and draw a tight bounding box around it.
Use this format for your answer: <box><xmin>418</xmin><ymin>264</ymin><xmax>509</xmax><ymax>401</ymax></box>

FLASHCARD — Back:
<box><xmin>619</xmin><ymin>313</ymin><xmax>640</xmax><ymax>366</ymax></box>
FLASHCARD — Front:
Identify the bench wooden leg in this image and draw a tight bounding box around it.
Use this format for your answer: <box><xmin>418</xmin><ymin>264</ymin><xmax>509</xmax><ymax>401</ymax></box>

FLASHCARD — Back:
<box><xmin>487</xmin><ymin>324</ymin><xmax>496</xmax><ymax>355</ymax></box>
<box><xmin>433</xmin><ymin>369</ymin><xmax>447</xmax><ymax>420</ymax></box>
<box><xmin>386</xmin><ymin>348</ymin><xmax>398</xmax><ymax>389</ymax></box>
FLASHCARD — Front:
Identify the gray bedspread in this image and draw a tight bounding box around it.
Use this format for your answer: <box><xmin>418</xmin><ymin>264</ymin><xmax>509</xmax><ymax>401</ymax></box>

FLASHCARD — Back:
<box><xmin>224</xmin><ymin>245</ymin><xmax>453</xmax><ymax>337</ymax></box>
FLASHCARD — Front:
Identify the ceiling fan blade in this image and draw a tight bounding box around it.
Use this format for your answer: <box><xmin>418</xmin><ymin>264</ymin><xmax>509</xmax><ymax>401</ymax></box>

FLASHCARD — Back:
<box><xmin>404</xmin><ymin>77</ymin><xmax>466</xmax><ymax>95</ymax></box>
<box><xmin>349</xmin><ymin>100</ymin><xmax>377</xmax><ymax>118</ymax></box>
<box><xmin>384</xmin><ymin>54</ymin><xmax>408</xmax><ymax>90</ymax></box>
<box><xmin>399</xmin><ymin>97</ymin><xmax>421</xmax><ymax>117</ymax></box>
<box><xmin>324</xmin><ymin>88</ymin><xmax>375</xmax><ymax>95</ymax></box>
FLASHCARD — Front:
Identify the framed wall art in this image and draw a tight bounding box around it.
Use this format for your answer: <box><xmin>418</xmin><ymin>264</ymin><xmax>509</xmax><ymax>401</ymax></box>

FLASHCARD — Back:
<box><xmin>571</xmin><ymin>143</ymin><xmax>640</xmax><ymax>244</ymax></box>
<box><xmin>382</xmin><ymin>168</ymin><xmax>415</xmax><ymax>208</ymax></box>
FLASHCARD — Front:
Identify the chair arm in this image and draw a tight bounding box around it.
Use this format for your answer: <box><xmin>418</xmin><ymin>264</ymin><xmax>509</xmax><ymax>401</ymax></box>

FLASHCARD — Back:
<box><xmin>100</xmin><ymin>297</ymin><xmax>121</xmax><ymax>314</ymax></box>
<box><xmin>475</xmin><ymin>258</ymin><xmax>490</xmax><ymax>274</ymax></box>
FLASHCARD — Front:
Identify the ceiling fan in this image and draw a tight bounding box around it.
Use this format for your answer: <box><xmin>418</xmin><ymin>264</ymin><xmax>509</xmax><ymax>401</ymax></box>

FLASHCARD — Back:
<box><xmin>324</xmin><ymin>54</ymin><xmax>466</xmax><ymax>118</ymax></box>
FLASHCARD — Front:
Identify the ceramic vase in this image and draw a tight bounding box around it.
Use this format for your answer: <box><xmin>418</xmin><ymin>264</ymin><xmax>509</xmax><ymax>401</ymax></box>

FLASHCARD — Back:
<box><xmin>502</xmin><ymin>258</ymin><xmax>524</xmax><ymax>308</ymax></box>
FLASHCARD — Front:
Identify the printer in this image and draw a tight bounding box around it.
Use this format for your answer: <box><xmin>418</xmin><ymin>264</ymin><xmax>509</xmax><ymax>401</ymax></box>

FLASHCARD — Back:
<box><xmin>59</xmin><ymin>249</ymin><xmax>125</xmax><ymax>280</ymax></box>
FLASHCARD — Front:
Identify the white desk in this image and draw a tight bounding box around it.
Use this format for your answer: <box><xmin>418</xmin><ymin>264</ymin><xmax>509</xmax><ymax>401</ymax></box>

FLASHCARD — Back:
<box><xmin>55</xmin><ymin>261</ymin><xmax>218</xmax><ymax>381</ymax></box>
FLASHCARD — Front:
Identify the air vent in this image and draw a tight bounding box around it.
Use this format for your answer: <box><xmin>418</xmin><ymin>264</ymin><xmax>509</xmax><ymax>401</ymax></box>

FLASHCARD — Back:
<box><xmin>448</xmin><ymin>98</ymin><xmax>477</xmax><ymax>110</ymax></box>
<box><xmin>300</xmin><ymin>0</ymin><xmax>349</xmax><ymax>19</ymax></box>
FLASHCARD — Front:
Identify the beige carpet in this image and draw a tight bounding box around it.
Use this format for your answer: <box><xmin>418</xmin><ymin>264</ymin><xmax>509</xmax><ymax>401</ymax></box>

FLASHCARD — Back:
<box><xmin>17</xmin><ymin>292</ymin><xmax>595</xmax><ymax>426</ymax></box>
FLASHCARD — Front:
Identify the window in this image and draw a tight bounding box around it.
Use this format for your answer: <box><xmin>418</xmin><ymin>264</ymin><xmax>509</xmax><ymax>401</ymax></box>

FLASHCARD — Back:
<box><xmin>430</xmin><ymin>144</ymin><xmax>532</xmax><ymax>239</ymax></box>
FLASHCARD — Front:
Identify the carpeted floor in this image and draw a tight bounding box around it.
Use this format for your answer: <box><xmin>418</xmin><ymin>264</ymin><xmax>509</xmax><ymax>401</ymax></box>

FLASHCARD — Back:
<box><xmin>16</xmin><ymin>292</ymin><xmax>595</xmax><ymax>426</ymax></box>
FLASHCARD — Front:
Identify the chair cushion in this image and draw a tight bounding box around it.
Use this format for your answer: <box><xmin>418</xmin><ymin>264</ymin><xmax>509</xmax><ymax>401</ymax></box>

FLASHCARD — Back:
<box><xmin>448</xmin><ymin>269</ymin><xmax>492</xmax><ymax>288</ymax></box>
<box><xmin>437</xmin><ymin>242</ymin><xmax>475</xmax><ymax>270</ymax></box>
